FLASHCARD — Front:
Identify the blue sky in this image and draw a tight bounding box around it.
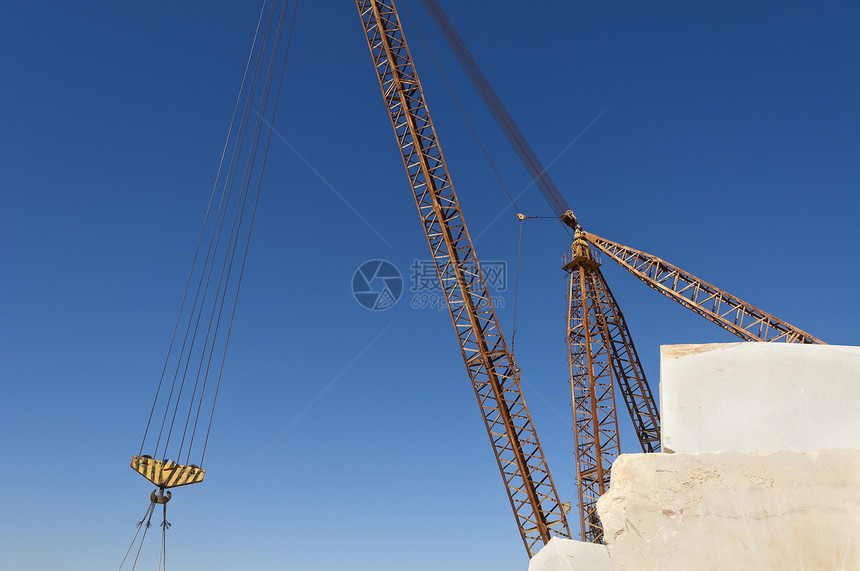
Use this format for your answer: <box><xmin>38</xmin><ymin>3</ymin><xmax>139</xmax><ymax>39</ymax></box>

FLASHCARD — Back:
<box><xmin>2</xmin><ymin>1</ymin><xmax>859</xmax><ymax>569</ymax></box>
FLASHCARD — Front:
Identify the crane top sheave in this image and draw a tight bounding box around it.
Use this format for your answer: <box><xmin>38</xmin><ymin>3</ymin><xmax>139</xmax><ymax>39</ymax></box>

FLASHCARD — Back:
<box><xmin>561</xmin><ymin>209</ymin><xmax>579</xmax><ymax>231</ymax></box>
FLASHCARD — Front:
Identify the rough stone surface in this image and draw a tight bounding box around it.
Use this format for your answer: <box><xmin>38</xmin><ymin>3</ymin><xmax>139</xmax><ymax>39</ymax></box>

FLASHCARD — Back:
<box><xmin>660</xmin><ymin>342</ymin><xmax>860</xmax><ymax>453</ymax></box>
<box><xmin>596</xmin><ymin>450</ymin><xmax>860</xmax><ymax>571</ymax></box>
<box><xmin>528</xmin><ymin>537</ymin><xmax>611</xmax><ymax>571</ymax></box>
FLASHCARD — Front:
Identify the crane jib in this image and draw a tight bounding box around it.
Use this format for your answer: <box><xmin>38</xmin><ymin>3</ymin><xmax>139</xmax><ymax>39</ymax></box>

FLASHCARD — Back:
<box><xmin>357</xmin><ymin>0</ymin><xmax>571</xmax><ymax>557</ymax></box>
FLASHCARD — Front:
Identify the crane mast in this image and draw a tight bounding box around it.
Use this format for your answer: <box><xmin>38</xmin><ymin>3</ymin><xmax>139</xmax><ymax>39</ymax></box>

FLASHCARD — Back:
<box><xmin>356</xmin><ymin>0</ymin><xmax>570</xmax><ymax>556</ymax></box>
<box><xmin>564</xmin><ymin>231</ymin><xmax>661</xmax><ymax>455</ymax></box>
<box><xmin>562</xmin><ymin>227</ymin><xmax>661</xmax><ymax>542</ymax></box>
<box><xmin>563</xmin><ymin>237</ymin><xmax>622</xmax><ymax>544</ymax></box>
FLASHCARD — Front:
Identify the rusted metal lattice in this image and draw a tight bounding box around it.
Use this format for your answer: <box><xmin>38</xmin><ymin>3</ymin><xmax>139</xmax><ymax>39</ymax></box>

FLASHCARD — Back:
<box><xmin>583</xmin><ymin>232</ymin><xmax>823</xmax><ymax>344</ymax></box>
<box><xmin>357</xmin><ymin>0</ymin><xmax>570</xmax><ymax>556</ymax></box>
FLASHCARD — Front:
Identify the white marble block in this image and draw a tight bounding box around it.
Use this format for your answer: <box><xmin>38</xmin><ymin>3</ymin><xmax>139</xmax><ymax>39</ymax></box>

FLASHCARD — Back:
<box><xmin>660</xmin><ymin>342</ymin><xmax>860</xmax><ymax>453</ymax></box>
<box><xmin>597</xmin><ymin>450</ymin><xmax>860</xmax><ymax>571</ymax></box>
<box><xmin>528</xmin><ymin>537</ymin><xmax>611</xmax><ymax>571</ymax></box>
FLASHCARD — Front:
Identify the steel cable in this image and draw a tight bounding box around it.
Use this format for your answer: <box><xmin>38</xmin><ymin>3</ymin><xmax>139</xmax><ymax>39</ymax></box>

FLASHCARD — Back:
<box><xmin>419</xmin><ymin>0</ymin><xmax>573</xmax><ymax>220</ymax></box>
<box><xmin>400</xmin><ymin>1</ymin><xmax>519</xmax><ymax>213</ymax></box>
<box><xmin>199</xmin><ymin>0</ymin><xmax>300</xmax><ymax>467</ymax></box>
<box><xmin>118</xmin><ymin>500</ymin><xmax>155</xmax><ymax>570</ymax></box>
<box><xmin>136</xmin><ymin>0</ymin><xmax>296</xmax><ymax>469</ymax></box>
<box><xmin>157</xmin><ymin>0</ymin><xmax>280</xmax><ymax>460</ymax></box>
<box><xmin>139</xmin><ymin>1</ymin><xmax>269</xmax><ymax>457</ymax></box>
<box><xmin>131</xmin><ymin>500</ymin><xmax>156</xmax><ymax>570</ymax></box>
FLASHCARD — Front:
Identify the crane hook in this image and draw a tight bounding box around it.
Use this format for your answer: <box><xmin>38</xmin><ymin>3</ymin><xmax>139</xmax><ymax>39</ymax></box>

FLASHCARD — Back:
<box><xmin>150</xmin><ymin>488</ymin><xmax>172</xmax><ymax>505</ymax></box>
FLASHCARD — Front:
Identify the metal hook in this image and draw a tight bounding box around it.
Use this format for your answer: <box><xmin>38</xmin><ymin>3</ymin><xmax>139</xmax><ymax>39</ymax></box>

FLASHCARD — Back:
<box><xmin>150</xmin><ymin>488</ymin><xmax>172</xmax><ymax>504</ymax></box>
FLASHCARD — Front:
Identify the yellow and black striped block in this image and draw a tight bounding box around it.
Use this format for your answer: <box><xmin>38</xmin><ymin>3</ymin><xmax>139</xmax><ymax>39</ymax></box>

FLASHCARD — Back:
<box><xmin>130</xmin><ymin>455</ymin><xmax>205</xmax><ymax>488</ymax></box>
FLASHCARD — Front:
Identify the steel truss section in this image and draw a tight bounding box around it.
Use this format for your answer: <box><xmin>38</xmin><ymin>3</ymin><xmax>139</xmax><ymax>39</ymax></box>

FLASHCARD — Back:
<box><xmin>357</xmin><ymin>0</ymin><xmax>570</xmax><ymax>556</ymax></box>
<box><xmin>583</xmin><ymin>232</ymin><xmax>824</xmax><ymax>344</ymax></box>
<box><xmin>563</xmin><ymin>239</ymin><xmax>622</xmax><ymax>544</ymax></box>
<box><xmin>592</xmin><ymin>272</ymin><xmax>661</xmax><ymax>455</ymax></box>
<box><xmin>563</xmin><ymin>234</ymin><xmax>661</xmax><ymax>542</ymax></box>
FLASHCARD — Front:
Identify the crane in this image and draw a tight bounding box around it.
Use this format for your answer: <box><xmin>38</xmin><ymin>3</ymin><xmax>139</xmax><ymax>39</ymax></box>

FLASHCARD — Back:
<box><xmin>122</xmin><ymin>0</ymin><xmax>826</xmax><ymax>561</ymax></box>
<box><xmin>561</xmin><ymin>225</ymin><xmax>822</xmax><ymax>542</ymax></box>
<box><xmin>356</xmin><ymin>0</ymin><xmax>571</xmax><ymax>556</ymax></box>
<box><xmin>558</xmin><ymin>221</ymin><xmax>823</xmax><ymax>542</ymax></box>
<box><xmin>378</xmin><ymin>0</ymin><xmax>824</xmax><ymax>548</ymax></box>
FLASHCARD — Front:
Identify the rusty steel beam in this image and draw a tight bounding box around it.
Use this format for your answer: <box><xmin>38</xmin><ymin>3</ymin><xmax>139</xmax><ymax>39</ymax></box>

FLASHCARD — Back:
<box><xmin>563</xmin><ymin>232</ymin><xmax>661</xmax><ymax>542</ymax></box>
<box><xmin>563</xmin><ymin>238</ymin><xmax>621</xmax><ymax>543</ymax></box>
<box><xmin>582</xmin><ymin>232</ymin><xmax>824</xmax><ymax>344</ymax></box>
<box><xmin>357</xmin><ymin>0</ymin><xmax>570</xmax><ymax>556</ymax></box>
<box><xmin>592</xmin><ymin>272</ymin><xmax>661</xmax><ymax>455</ymax></box>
